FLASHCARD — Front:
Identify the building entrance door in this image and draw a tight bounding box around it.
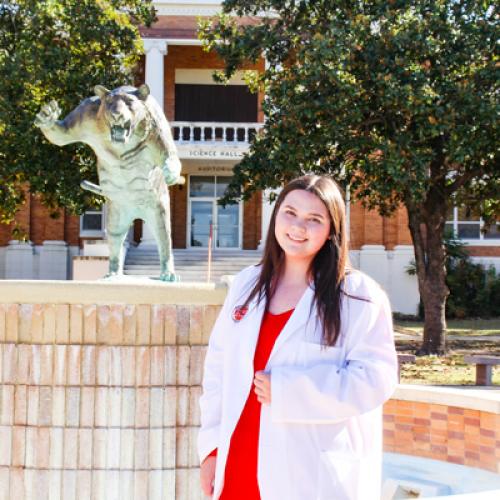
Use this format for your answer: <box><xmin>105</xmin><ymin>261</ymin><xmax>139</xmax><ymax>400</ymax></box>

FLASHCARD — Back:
<box><xmin>189</xmin><ymin>176</ymin><xmax>241</xmax><ymax>249</ymax></box>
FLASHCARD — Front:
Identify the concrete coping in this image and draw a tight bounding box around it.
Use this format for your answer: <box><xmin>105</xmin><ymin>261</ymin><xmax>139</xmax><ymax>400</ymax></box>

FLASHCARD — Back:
<box><xmin>393</xmin><ymin>384</ymin><xmax>500</xmax><ymax>415</ymax></box>
<box><xmin>0</xmin><ymin>278</ymin><xmax>229</xmax><ymax>305</ymax></box>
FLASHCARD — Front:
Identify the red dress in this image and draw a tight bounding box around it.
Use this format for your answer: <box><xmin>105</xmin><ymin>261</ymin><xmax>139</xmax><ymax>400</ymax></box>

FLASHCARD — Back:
<box><xmin>212</xmin><ymin>308</ymin><xmax>294</xmax><ymax>500</ymax></box>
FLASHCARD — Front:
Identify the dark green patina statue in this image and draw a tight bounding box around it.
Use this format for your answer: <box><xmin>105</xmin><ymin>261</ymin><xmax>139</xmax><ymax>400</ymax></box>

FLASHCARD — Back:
<box><xmin>35</xmin><ymin>84</ymin><xmax>181</xmax><ymax>281</ymax></box>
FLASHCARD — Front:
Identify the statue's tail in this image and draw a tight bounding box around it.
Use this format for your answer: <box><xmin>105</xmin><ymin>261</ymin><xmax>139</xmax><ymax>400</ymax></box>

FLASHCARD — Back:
<box><xmin>81</xmin><ymin>180</ymin><xmax>103</xmax><ymax>196</ymax></box>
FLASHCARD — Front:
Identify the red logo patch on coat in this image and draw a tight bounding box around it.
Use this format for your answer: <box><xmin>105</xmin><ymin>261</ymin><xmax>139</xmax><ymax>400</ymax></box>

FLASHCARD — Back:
<box><xmin>232</xmin><ymin>305</ymin><xmax>248</xmax><ymax>322</ymax></box>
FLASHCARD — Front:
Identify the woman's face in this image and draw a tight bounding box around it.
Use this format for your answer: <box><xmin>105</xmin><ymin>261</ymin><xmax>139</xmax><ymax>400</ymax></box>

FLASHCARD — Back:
<box><xmin>274</xmin><ymin>189</ymin><xmax>331</xmax><ymax>264</ymax></box>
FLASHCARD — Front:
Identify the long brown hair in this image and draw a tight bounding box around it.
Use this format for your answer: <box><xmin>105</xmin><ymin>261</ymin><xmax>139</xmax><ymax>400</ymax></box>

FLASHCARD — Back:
<box><xmin>242</xmin><ymin>175</ymin><xmax>354</xmax><ymax>346</ymax></box>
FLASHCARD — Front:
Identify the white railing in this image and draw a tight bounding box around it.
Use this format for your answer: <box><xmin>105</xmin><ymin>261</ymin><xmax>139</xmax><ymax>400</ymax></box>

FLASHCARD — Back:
<box><xmin>171</xmin><ymin>121</ymin><xmax>263</xmax><ymax>144</ymax></box>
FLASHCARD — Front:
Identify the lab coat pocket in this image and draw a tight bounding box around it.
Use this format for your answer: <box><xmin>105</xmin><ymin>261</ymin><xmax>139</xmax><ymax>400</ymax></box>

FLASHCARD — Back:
<box><xmin>298</xmin><ymin>341</ymin><xmax>344</xmax><ymax>367</ymax></box>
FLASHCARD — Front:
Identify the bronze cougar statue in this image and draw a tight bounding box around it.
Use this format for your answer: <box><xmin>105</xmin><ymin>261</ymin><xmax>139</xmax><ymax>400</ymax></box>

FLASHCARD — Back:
<box><xmin>35</xmin><ymin>84</ymin><xmax>181</xmax><ymax>281</ymax></box>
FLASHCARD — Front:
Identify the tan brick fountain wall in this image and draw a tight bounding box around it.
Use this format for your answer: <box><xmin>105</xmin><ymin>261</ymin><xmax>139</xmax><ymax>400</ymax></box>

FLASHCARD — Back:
<box><xmin>0</xmin><ymin>282</ymin><xmax>224</xmax><ymax>500</ymax></box>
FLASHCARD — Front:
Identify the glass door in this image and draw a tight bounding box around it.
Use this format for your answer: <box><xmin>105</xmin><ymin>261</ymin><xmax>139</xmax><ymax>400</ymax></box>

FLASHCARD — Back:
<box><xmin>189</xmin><ymin>175</ymin><xmax>241</xmax><ymax>249</ymax></box>
<box><xmin>190</xmin><ymin>200</ymin><xmax>213</xmax><ymax>247</ymax></box>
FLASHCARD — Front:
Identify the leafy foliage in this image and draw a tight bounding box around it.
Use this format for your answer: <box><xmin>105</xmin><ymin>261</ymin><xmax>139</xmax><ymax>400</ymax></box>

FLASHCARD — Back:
<box><xmin>200</xmin><ymin>1</ymin><xmax>498</xmax><ymax>214</ymax></box>
<box><xmin>200</xmin><ymin>0</ymin><xmax>499</xmax><ymax>353</ymax></box>
<box><xmin>0</xmin><ymin>0</ymin><xmax>155</xmax><ymax>226</ymax></box>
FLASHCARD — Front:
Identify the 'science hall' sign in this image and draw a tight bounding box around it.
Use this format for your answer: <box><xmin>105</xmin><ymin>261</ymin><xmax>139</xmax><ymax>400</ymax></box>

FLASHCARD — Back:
<box><xmin>177</xmin><ymin>145</ymin><xmax>246</xmax><ymax>160</ymax></box>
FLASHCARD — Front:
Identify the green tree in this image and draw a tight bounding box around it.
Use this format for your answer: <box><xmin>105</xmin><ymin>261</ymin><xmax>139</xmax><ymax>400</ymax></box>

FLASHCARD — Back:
<box><xmin>200</xmin><ymin>0</ymin><xmax>499</xmax><ymax>354</ymax></box>
<box><xmin>0</xmin><ymin>0</ymin><xmax>155</xmax><ymax>229</ymax></box>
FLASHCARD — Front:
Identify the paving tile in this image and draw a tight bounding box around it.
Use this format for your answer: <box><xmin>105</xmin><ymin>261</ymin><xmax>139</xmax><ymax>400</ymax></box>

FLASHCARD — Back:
<box><xmin>5</xmin><ymin>304</ymin><xmax>19</xmax><ymax>343</ymax></box>
<box><xmin>36</xmin><ymin>427</ymin><xmax>50</xmax><ymax>468</ymax></box>
<box><xmin>81</xmin><ymin>345</ymin><xmax>96</xmax><ymax>386</ymax></box>
<box><xmin>27</xmin><ymin>386</ymin><xmax>39</xmax><ymax>426</ymax></box>
<box><xmin>17</xmin><ymin>344</ymin><xmax>32</xmax><ymax>385</ymax></box>
<box><xmin>0</xmin><ymin>426</ymin><xmax>12</xmax><ymax>466</ymax></box>
<box><xmin>120</xmin><ymin>428</ymin><xmax>135</xmax><ymax>469</ymax></box>
<box><xmin>137</xmin><ymin>305</ymin><xmax>151</xmax><ymax>345</ymax></box>
<box><xmin>189</xmin><ymin>306</ymin><xmax>203</xmax><ymax>345</ymax></box>
<box><xmin>164</xmin><ymin>346</ymin><xmax>177</xmax><ymax>386</ymax></box>
<box><xmin>118</xmin><ymin>471</ymin><xmax>135</xmax><ymax>500</ymax></box>
<box><xmin>121</xmin><ymin>347</ymin><xmax>136</xmax><ymax>387</ymax></box>
<box><xmin>136</xmin><ymin>347</ymin><xmax>151</xmax><ymax>387</ymax></box>
<box><xmin>69</xmin><ymin>304</ymin><xmax>83</xmax><ymax>344</ymax></box>
<box><xmin>42</xmin><ymin>304</ymin><xmax>56</xmax><ymax>344</ymax></box>
<box><xmin>13</xmin><ymin>385</ymin><xmax>27</xmax><ymax>426</ymax></box>
<box><xmin>78</xmin><ymin>428</ymin><xmax>93</xmax><ymax>469</ymax></box>
<box><xmin>189</xmin><ymin>346</ymin><xmax>205</xmax><ymax>386</ymax></box>
<box><xmin>55</xmin><ymin>304</ymin><xmax>70</xmax><ymax>344</ymax></box>
<box><xmin>0</xmin><ymin>304</ymin><xmax>6</xmax><ymax>342</ymax></box>
<box><xmin>39</xmin><ymin>344</ymin><xmax>54</xmax><ymax>386</ymax></box>
<box><xmin>150</xmin><ymin>346</ymin><xmax>165</xmax><ymax>387</ymax></box>
<box><xmin>93</xmin><ymin>428</ymin><xmax>107</xmax><ymax>469</ymax></box>
<box><xmin>61</xmin><ymin>470</ymin><xmax>77</xmax><ymax>500</ymax></box>
<box><xmin>53</xmin><ymin>345</ymin><xmax>67</xmax><ymax>386</ymax></box>
<box><xmin>135</xmin><ymin>388</ymin><xmax>150</xmax><ymax>428</ymax></box>
<box><xmin>76</xmin><ymin>470</ymin><xmax>92</xmax><ymax>500</ymax></box>
<box><xmin>109</xmin><ymin>346</ymin><xmax>122</xmax><ymax>386</ymax></box>
<box><xmin>38</xmin><ymin>386</ymin><xmax>52</xmax><ymax>426</ymax></box>
<box><xmin>176</xmin><ymin>347</ymin><xmax>190</xmax><ymax>386</ymax></box>
<box><xmin>67</xmin><ymin>345</ymin><xmax>82</xmax><ymax>386</ymax></box>
<box><xmin>94</xmin><ymin>387</ymin><xmax>108</xmax><ymax>427</ymax></box>
<box><xmin>163</xmin><ymin>387</ymin><xmax>177</xmax><ymax>428</ymax></box>
<box><xmin>18</xmin><ymin>304</ymin><xmax>33</xmax><ymax>343</ymax></box>
<box><xmin>104</xmin><ymin>470</ymin><xmax>120</xmax><ymax>500</ymax></box>
<box><xmin>11</xmin><ymin>425</ymin><xmax>26</xmax><ymax>467</ymax></box>
<box><xmin>66</xmin><ymin>387</ymin><xmax>80</xmax><ymax>427</ymax></box>
<box><xmin>106</xmin><ymin>428</ymin><xmax>121</xmax><ymax>469</ymax></box>
<box><xmin>2</xmin><ymin>344</ymin><xmax>16</xmax><ymax>384</ymax></box>
<box><xmin>108</xmin><ymin>387</ymin><xmax>122</xmax><ymax>428</ymax></box>
<box><xmin>121</xmin><ymin>388</ymin><xmax>136</xmax><ymax>428</ymax></box>
<box><xmin>149</xmin><ymin>428</ymin><xmax>163</xmax><ymax>469</ymax></box>
<box><xmin>176</xmin><ymin>307</ymin><xmax>190</xmax><ymax>345</ymax></box>
<box><xmin>48</xmin><ymin>470</ymin><xmax>62</xmax><ymax>500</ymax></box>
<box><xmin>123</xmin><ymin>305</ymin><xmax>137</xmax><ymax>345</ymax></box>
<box><xmin>83</xmin><ymin>305</ymin><xmax>97</xmax><ymax>344</ymax></box>
<box><xmin>51</xmin><ymin>387</ymin><xmax>65</xmax><ymax>427</ymax></box>
<box><xmin>151</xmin><ymin>305</ymin><xmax>164</xmax><ymax>345</ymax></box>
<box><xmin>163</xmin><ymin>305</ymin><xmax>177</xmax><ymax>345</ymax></box>
<box><xmin>134</xmin><ymin>429</ymin><xmax>150</xmax><ymax>469</ymax></box>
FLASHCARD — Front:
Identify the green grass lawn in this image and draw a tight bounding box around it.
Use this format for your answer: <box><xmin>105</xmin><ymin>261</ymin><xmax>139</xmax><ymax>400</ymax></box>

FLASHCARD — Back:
<box><xmin>394</xmin><ymin>318</ymin><xmax>500</xmax><ymax>385</ymax></box>
<box><xmin>394</xmin><ymin>318</ymin><xmax>500</xmax><ymax>337</ymax></box>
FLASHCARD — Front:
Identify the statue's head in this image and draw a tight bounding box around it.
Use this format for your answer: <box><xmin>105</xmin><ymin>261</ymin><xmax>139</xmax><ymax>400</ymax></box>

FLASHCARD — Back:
<box><xmin>94</xmin><ymin>84</ymin><xmax>150</xmax><ymax>144</ymax></box>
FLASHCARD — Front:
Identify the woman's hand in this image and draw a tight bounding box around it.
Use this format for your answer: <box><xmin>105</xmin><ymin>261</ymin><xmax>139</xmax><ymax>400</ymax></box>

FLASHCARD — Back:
<box><xmin>254</xmin><ymin>371</ymin><xmax>271</xmax><ymax>405</ymax></box>
<box><xmin>200</xmin><ymin>455</ymin><xmax>217</xmax><ymax>497</ymax></box>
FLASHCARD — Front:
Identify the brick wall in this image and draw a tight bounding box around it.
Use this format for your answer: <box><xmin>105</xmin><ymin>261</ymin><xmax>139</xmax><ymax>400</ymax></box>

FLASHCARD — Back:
<box><xmin>0</xmin><ymin>295</ymin><xmax>222</xmax><ymax>500</ymax></box>
<box><xmin>170</xmin><ymin>184</ymin><xmax>188</xmax><ymax>249</ymax></box>
<box><xmin>243</xmin><ymin>191</ymin><xmax>262</xmax><ymax>250</ymax></box>
<box><xmin>164</xmin><ymin>46</ymin><xmax>265</xmax><ymax>123</ymax></box>
<box><xmin>383</xmin><ymin>398</ymin><xmax>500</xmax><ymax>473</ymax></box>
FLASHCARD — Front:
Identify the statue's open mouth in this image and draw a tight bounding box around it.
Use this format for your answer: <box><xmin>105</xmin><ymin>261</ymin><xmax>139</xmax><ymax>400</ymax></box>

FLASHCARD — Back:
<box><xmin>110</xmin><ymin>121</ymin><xmax>132</xmax><ymax>143</ymax></box>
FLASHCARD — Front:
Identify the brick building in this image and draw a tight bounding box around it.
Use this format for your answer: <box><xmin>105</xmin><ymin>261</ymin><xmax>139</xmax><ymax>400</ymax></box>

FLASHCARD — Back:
<box><xmin>1</xmin><ymin>1</ymin><xmax>498</xmax><ymax>315</ymax></box>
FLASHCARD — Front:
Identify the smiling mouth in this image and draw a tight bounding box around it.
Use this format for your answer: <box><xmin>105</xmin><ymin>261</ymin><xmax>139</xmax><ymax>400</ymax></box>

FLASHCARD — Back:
<box><xmin>287</xmin><ymin>234</ymin><xmax>307</xmax><ymax>242</ymax></box>
<box><xmin>110</xmin><ymin>121</ymin><xmax>132</xmax><ymax>143</ymax></box>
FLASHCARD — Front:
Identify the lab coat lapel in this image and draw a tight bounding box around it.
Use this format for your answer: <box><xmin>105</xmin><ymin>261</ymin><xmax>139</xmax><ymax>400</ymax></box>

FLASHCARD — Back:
<box><xmin>267</xmin><ymin>284</ymin><xmax>317</xmax><ymax>365</ymax></box>
<box><xmin>235</xmin><ymin>293</ymin><xmax>267</xmax><ymax>367</ymax></box>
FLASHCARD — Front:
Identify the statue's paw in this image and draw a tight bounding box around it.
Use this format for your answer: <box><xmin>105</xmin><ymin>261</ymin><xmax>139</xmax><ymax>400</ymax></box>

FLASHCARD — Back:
<box><xmin>159</xmin><ymin>271</ymin><xmax>179</xmax><ymax>282</ymax></box>
<box><xmin>163</xmin><ymin>171</ymin><xmax>180</xmax><ymax>186</ymax></box>
<box><xmin>34</xmin><ymin>100</ymin><xmax>61</xmax><ymax>128</ymax></box>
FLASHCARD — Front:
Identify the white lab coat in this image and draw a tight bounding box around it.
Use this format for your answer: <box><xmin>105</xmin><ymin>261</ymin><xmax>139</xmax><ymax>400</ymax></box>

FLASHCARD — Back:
<box><xmin>198</xmin><ymin>265</ymin><xmax>398</xmax><ymax>500</ymax></box>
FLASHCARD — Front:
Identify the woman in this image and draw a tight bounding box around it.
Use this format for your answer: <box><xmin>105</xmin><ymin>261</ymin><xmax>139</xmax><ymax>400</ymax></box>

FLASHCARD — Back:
<box><xmin>198</xmin><ymin>175</ymin><xmax>398</xmax><ymax>500</ymax></box>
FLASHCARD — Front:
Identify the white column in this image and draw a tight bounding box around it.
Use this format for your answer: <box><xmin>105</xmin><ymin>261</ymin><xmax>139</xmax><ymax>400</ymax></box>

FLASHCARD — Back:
<box><xmin>142</xmin><ymin>38</ymin><xmax>168</xmax><ymax>110</ymax></box>
<box><xmin>141</xmin><ymin>38</ymin><xmax>168</xmax><ymax>247</ymax></box>
<box><xmin>5</xmin><ymin>240</ymin><xmax>35</xmax><ymax>279</ymax></box>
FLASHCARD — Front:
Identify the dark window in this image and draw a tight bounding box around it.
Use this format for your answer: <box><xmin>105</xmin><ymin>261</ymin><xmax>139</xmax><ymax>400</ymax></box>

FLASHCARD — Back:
<box><xmin>175</xmin><ymin>84</ymin><xmax>258</xmax><ymax>122</ymax></box>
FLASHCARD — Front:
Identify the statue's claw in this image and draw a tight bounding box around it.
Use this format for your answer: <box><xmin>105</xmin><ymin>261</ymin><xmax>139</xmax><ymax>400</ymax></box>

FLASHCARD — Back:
<box><xmin>159</xmin><ymin>271</ymin><xmax>179</xmax><ymax>282</ymax></box>
<box><xmin>34</xmin><ymin>100</ymin><xmax>61</xmax><ymax>129</ymax></box>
